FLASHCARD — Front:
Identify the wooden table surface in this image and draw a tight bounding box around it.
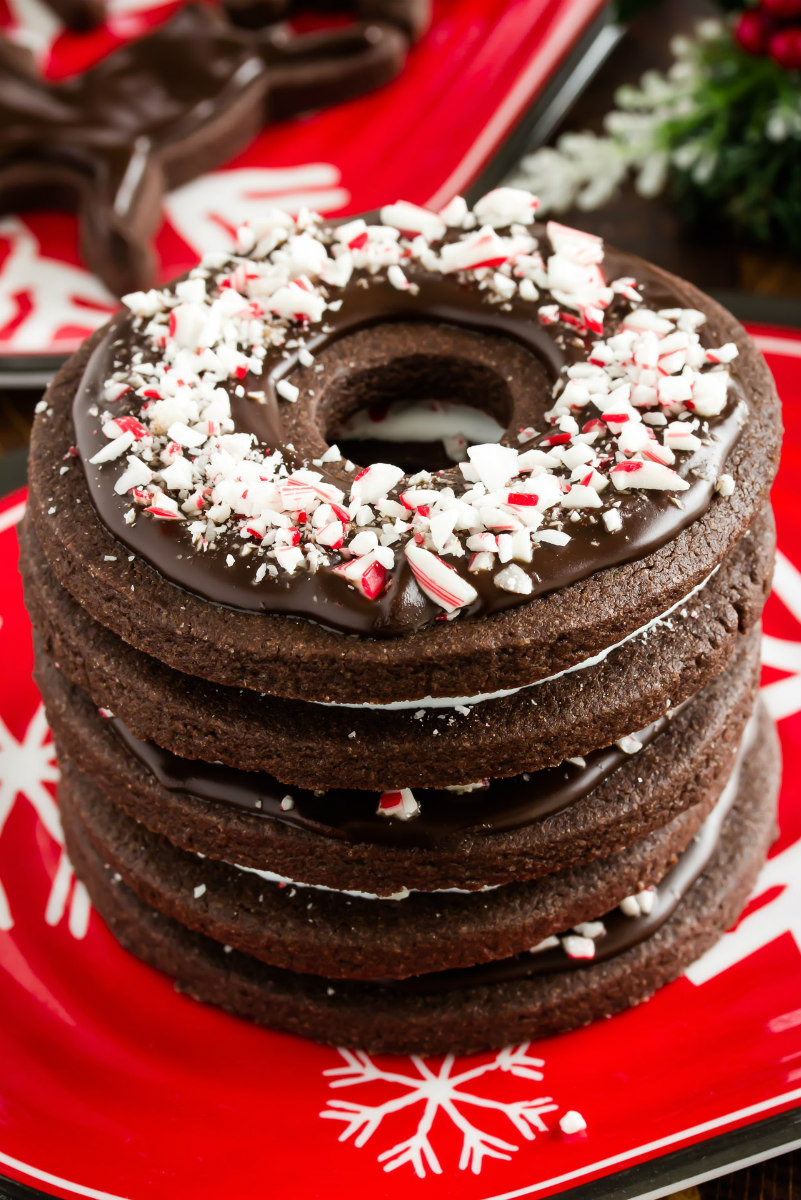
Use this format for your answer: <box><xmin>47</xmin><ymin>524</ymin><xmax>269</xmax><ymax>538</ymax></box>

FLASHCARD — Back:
<box><xmin>0</xmin><ymin>2</ymin><xmax>799</xmax><ymax>1195</ymax></box>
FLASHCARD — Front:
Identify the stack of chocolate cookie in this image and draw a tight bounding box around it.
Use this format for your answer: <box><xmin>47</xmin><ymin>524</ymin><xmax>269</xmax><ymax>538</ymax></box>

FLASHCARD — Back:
<box><xmin>21</xmin><ymin>191</ymin><xmax>781</xmax><ymax>1054</ymax></box>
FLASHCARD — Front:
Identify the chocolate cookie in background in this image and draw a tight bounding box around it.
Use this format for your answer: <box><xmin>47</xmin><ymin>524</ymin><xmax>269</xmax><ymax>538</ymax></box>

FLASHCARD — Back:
<box><xmin>0</xmin><ymin>0</ymin><xmax>429</xmax><ymax>295</ymax></box>
<box><xmin>21</xmin><ymin>191</ymin><xmax>782</xmax><ymax>1052</ymax></box>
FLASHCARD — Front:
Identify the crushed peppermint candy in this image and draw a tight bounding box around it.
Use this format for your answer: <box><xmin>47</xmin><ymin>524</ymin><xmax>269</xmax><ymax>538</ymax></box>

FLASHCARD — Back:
<box><xmin>377</xmin><ymin>789</ymin><xmax>420</xmax><ymax>820</ymax></box>
<box><xmin>620</xmin><ymin>887</ymin><xmax>657</xmax><ymax>917</ymax></box>
<box><xmin>559</xmin><ymin>1111</ymin><xmax>588</xmax><ymax>1136</ymax></box>
<box><xmin>85</xmin><ymin>191</ymin><xmax>742</xmax><ymax>620</ymax></box>
<box><xmin>561</xmin><ymin>934</ymin><xmax>597</xmax><ymax>960</ymax></box>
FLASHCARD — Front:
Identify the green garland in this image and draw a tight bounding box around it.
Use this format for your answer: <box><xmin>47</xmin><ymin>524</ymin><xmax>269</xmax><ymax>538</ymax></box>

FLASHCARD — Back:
<box><xmin>662</xmin><ymin>36</ymin><xmax>801</xmax><ymax>251</ymax></box>
<box><xmin>509</xmin><ymin>17</ymin><xmax>801</xmax><ymax>255</ymax></box>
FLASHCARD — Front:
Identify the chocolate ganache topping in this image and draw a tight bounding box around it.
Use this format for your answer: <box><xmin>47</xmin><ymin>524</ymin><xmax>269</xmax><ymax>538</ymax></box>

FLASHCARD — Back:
<box><xmin>74</xmin><ymin>191</ymin><xmax>747</xmax><ymax>636</ymax></box>
<box><xmin>108</xmin><ymin>701</ymin><xmax>687</xmax><ymax>849</ymax></box>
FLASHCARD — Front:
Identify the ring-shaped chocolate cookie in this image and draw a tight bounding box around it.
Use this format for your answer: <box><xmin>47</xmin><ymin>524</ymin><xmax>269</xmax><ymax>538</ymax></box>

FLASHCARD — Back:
<box><xmin>27</xmin><ymin>197</ymin><xmax>781</xmax><ymax>707</ymax></box>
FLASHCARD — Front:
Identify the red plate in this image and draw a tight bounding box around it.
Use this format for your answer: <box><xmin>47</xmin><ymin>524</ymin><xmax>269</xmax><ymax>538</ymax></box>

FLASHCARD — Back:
<box><xmin>0</xmin><ymin>0</ymin><xmax>605</xmax><ymax>362</ymax></box>
<box><xmin>0</xmin><ymin>324</ymin><xmax>799</xmax><ymax>1198</ymax></box>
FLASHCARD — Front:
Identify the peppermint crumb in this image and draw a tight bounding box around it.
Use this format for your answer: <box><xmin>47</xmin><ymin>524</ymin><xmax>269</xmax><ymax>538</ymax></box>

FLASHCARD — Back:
<box><xmin>559</xmin><ymin>1111</ymin><xmax>587</xmax><ymax>1135</ymax></box>
<box><xmin>280</xmin><ymin>795</ymin><xmax>295</xmax><ymax>811</ymax></box>
<box><xmin>276</xmin><ymin>379</ymin><xmax>299</xmax><ymax>403</ymax></box>
<box><xmin>348</xmin><ymin>731</ymin><xmax>356</xmax><ymax>739</ymax></box>
<box><xmin>223</xmin><ymin>944</ymin><xmax>233</xmax><ymax>954</ymax></box>
<box><xmin>193</xmin><ymin>884</ymin><xmax>206</xmax><ymax>899</ymax></box>
<box><xmin>104</xmin><ymin>555</ymin><xmax>117</xmax><ymax>562</ymax></box>
<box><xmin>88</xmin><ymin>197</ymin><xmax>738</xmax><ymax>622</ymax></box>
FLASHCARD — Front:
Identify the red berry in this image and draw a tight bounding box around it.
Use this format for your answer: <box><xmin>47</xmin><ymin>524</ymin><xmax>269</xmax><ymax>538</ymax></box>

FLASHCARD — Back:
<box><xmin>768</xmin><ymin>25</ymin><xmax>801</xmax><ymax>66</ymax></box>
<box><xmin>760</xmin><ymin>0</ymin><xmax>801</xmax><ymax>18</ymax></box>
<box><xmin>735</xmin><ymin>9</ymin><xmax>771</xmax><ymax>53</ymax></box>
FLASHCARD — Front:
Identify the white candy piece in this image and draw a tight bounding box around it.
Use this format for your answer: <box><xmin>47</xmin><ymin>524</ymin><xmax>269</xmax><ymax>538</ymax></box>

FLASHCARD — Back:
<box><xmin>440</xmin><ymin>226</ymin><xmax>508</xmax><ymax>273</ymax></box>
<box><xmin>610</xmin><ymin>460</ymin><xmax>690</xmax><ymax>492</ymax></box>
<box><xmin>467</xmin><ymin>443</ymin><xmax>519</xmax><ymax>492</ymax></box>
<box><xmin>380</xmin><ymin>201</ymin><xmax>446</xmax><ymax>242</ymax></box>
<box><xmin>561</xmin><ymin>935</ymin><xmax>596</xmax><ymax>960</ymax></box>
<box><xmin>276</xmin><ymin>379</ymin><xmax>299</xmax><ymax>403</ymax></box>
<box><xmin>474</xmin><ymin>187</ymin><xmax>539</xmax><ymax>228</ymax></box>
<box><xmin>559</xmin><ymin>1111</ymin><xmax>587</xmax><ymax>1135</ymax></box>
<box><xmin>547</xmin><ymin>220</ymin><xmax>603</xmax><ymax>265</ymax></box>
<box><xmin>494</xmin><ymin>564</ymin><xmax>533</xmax><ymax>594</ymax></box>
<box><xmin>350</xmin><ymin>463</ymin><xmax>405</xmax><ymax>505</ymax></box>
<box><xmin>690</xmin><ymin>370</ymin><xmax>729</xmax><ymax>416</ymax></box>
<box><xmin>89</xmin><ymin>431</ymin><xmax>134</xmax><ymax>463</ymax></box>
<box><xmin>377</xmin><ymin>789</ymin><xmax>419</xmax><ymax>820</ymax></box>
<box><xmin>438</xmin><ymin>195</ymin><xmax>469</xmax><ymax>227</ymax></box>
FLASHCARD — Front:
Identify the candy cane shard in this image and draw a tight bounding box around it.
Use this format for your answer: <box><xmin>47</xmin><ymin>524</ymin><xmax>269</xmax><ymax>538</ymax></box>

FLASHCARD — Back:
<box><xmin>474</xmin><ymin>187</ymin><xmax>540</xmax><ymax>227</ymax></box>
<box><xmin>405</xmin><ymin>543</ymin><xmax>478</xmax><ymax>612</ymax></box>
<box><xmin>610</xmin><ymin>460</ymin><xmax>690</xmax><ymax>491</ymax></box>
<box><xmin>380</xmin><ymin>202</ymin><xmax>446</xmax><ymax>242</ymax></box>
<box><xmin>377</xmin><ymin>789</ymin><xmax>420</xmax><ymax>820</ymax></box>
<box><xmin>350</xmin><ymin>463</ymin><xmax>405</xmax><ymax>505</ymax></box>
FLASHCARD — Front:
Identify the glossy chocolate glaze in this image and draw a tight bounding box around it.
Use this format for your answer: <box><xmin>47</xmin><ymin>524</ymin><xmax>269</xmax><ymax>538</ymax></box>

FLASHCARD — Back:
<box><xmin>109</xmin><ymin>700</ymin><xmax>685</xmax><ymax>849</ymax></box>
<box><xmin>74</xmin><ymin>239</ymin><xmax>745</xmax><ymax>636</ymax></box>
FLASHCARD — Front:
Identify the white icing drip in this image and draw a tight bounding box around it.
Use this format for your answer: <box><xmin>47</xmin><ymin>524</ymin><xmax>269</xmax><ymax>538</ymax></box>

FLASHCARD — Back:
<box><xmin>314</xmin><ymin>566</ymin><xmax>719</xmax><ymax>711</ymax></box>
<box><xmin>225</xmin><ymin>861</ymin><xmax>500</xmax><ymax>902</ymax></box>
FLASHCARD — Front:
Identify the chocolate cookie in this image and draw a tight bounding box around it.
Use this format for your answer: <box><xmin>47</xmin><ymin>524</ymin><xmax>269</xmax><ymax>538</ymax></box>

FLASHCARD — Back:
<box><xmin>0</xmin><ymin>8</ymin><xmax>412</xmax><ymax>295</ymax></box>
<box><xmin>59</xmin><ymin>749</ymin><xmax>725</xmax><ymax>979</ymax></box>
<box><xmin>20</xmin><ymin>192</ymin><xmax>782</xmax><ymax>1054</ymax></box>
<box><xmin>39</xmin><ymin>625</ymin><xmax>760</xmax><ymax>893</ymax></box>
<box><xmin>25</xmin><ymin>212</ymin><xmax>781</xmax><ymax>705</ymax></box>
<box><xmin>21</xmin><ymin>512</ymin><xmax>773</xmax><ymax>788</ymax></box>
<box><xmin>60</xmin><ymin>704</ymin><xmax>779</xmax><ymax>1054</ymax></box>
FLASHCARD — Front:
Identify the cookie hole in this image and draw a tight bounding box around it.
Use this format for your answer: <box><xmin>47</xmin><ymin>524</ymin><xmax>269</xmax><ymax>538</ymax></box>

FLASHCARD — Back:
<box><xmin>326</xmin><ymin>354</ymin><xmax>510</xmax><ymax>475</ymax></box>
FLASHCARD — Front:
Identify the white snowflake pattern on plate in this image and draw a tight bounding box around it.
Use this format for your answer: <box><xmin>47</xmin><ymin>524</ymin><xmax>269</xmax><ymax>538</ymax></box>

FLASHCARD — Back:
<box><xmin>162</xmin><ymin>166</ymin><xmax>350</xmax><ymax>259</ymax></box>
<box><xmin>319</xmin><ymin>1045</ymin><xmax>559</xmax><ymax>1177</ymax></box>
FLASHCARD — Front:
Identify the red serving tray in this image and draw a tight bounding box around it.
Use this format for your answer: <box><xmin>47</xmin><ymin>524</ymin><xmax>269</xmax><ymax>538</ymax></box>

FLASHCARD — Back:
<box><xmin>0</xmin><ymin>323</ymin><xmax>799</xmax><ymax>1199</ymax></box>
<box><xmin>0</xmin><ymin>0</ymin><xmax>606</xmax><ymax>363</ymax></box>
